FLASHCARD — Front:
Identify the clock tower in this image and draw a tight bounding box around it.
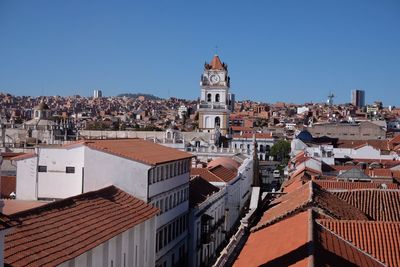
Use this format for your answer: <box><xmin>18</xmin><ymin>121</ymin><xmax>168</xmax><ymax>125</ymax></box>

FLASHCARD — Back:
<box><xmin>198</xmin><ymin>54</ymin><xmax>234</xmax><ymax>135</ymax></box>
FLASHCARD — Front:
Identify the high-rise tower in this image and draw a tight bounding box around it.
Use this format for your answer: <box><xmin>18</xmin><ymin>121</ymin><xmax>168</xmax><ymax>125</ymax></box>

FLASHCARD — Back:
<box><xmin>198</xmin><ymin>55</ymin><xmax>234</xmax><ymax>135</ymax></box>
<box><xmin>351</xmin><ymin>89</ymin><xmax>365</xmax><ymax>108</ymax></box>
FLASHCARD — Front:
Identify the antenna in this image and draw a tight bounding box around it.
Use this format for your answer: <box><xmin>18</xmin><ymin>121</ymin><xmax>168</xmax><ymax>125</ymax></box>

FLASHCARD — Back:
<box><xmin>215</xmin><ymin>45</ymin><xmax>218</xmax><ymax>55</ymax></box>
<box><xmin>327</xmin><ymin>91</ymin><xmax>335</xmax><ymax>105</ymax></box>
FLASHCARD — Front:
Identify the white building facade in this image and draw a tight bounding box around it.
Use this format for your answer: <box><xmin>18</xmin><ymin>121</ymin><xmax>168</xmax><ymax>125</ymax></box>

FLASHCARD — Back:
<box><xmin>13</xmin><ymin>139</ymin><xmax>193</xmax><ymax>267</ymax></box>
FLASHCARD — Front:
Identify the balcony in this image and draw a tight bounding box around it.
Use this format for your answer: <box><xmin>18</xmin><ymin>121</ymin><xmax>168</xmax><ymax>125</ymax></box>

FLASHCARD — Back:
<box><xmin>199</xmin><ymin>102</ymin><xmax>228</xmax><ymax>110</ymax></box>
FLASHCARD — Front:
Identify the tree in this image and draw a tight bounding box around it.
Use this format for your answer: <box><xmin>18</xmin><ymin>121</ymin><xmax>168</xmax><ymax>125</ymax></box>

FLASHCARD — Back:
<box><xmin>270</xmin><ymin>140</ymin><xmax>291</xmax><ymax>164</ymax></box>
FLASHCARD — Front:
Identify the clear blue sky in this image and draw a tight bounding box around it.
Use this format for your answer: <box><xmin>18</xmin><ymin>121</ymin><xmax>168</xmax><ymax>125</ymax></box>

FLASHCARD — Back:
<box><xmin>1</xmin><ymin>0</ymin><xmax>399</xmax><ymax>105</ymax></box>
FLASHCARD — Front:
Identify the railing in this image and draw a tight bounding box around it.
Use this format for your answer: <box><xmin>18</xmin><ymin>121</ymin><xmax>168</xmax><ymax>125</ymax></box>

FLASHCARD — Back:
<box><xmin>199</xmin><ymin>103</ymin><xmax>228</xmax><ymax>110</ymax></box>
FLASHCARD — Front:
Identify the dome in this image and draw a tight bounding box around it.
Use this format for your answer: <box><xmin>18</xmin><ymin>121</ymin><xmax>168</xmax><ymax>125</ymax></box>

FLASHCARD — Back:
<box><xmin>207</xmin><ymin>157</ymin><xmax>240</xmax><ymax>172</ymax></box>
<box><xmin>296</xmin><ymin>130</ymin><xmax>313</xmax><ymax>142</ymax></box>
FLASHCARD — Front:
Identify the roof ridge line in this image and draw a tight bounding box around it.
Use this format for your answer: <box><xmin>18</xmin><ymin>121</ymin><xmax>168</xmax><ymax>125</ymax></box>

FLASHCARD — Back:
<box><xmin>315</xmin><ymin>221</ymin><xmax>387</xmax><ymax>267</ymax></box>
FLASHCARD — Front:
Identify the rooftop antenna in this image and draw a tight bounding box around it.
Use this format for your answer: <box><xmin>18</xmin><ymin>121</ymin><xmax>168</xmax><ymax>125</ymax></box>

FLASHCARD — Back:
<box><xmin>327</xmin><ymin>92</ymin><xmax>335</xmax><ymax>105</ymax></box>
<box><xmin>215</xmin><ymin>45</ymin><xmax>218</xmax><ymax>55</ymax></box>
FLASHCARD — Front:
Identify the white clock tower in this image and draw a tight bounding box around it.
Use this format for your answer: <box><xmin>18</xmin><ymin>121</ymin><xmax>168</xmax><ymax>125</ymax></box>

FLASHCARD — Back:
<box><xmin>198</xmin><ymin>54</ymin><xmax>234</xmax><ymax>135</ymax></box>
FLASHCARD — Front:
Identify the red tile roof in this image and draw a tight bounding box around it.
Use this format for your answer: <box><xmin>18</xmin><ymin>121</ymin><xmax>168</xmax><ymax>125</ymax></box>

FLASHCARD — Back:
<box><xmin>236</xmin><ymin>210</ymin><xmax>384</xmax><ymax>267</ymax></box>
<box><xmin>336</xmin><ymin>140</ymin><xmax>390</xmax><ymax>151</ymax></box>
<box><xmin>234</xmin><ymin>211</ymin><xmax>312</xmax><ymax>267</ymax></box>
<box><xmin>189</xmin><ymin>176</ymin><xmax>220</xmax><ymax>208</ymax></box>
<box><xmin>191</xmin><ymin>165</ymin><xmax>237</xmax><ymax>183</ymax></box>
<box><xmin>253</xmin><ymin>182</ymin><xmax>368</xmax><ymax>231</ymax></box>
<box><xmin>71</xmin><ymin>138</ymin><xmax>193</xmax><ymax>165</ymax></box>
<box><xmin>0</xmin><ymin>176</ymin><xmax>16</xmax><ymax>198</ymax></box>
<box><xmin>4</xmin><ymin>186</ymin><xmax>159</xmax><ymax>267</ymax></box>
<box><xmin>2</xmin><ymin>199</ymin><xmax>48</xmax><ymax>215</ymax></box>
<box><xmin>318</xmin><ymin>220</ymin><xmax>400</xmax><ymax>267</ymax></box>
<box><xmin>209</xmin><ymin>165</ymin><xmax>237</xmax><ymax>182</ymax></box>
<box><xmin>10</xmin><ymin>153</ymin><xmax>37</xmax><ymax>161</ymax></box>
<box><xmin>209</xmin><ymin>55</ymin><xmax>225</xmax><ymax>70</ymax></box>
<box><xmin>208</xmin><ymin>157</ymin><xmax>240</xmax><ymax>172</ymax></box>
<box><xmin>315</xmin><ymin>221</ymin><xmax>385</xmax><ymax>267</ymax></box>
<box><xmin>0</xmin><ymin>213</ymin><xmax>14</xmax><ymax>231</ymax></box>
<box><xmin>232</xmin><ymin>133</ymin><xmax>273</xmax><ymax>139</ymax></box>
<box><xmin>314</xmin><ymin>180</ymin><xmax>400</xmax><ymax>191</ymax></box>
<box><xmin>333</xmin><ymin>190</ymin><xmax>400</xmax><ymax>221</ymax></box>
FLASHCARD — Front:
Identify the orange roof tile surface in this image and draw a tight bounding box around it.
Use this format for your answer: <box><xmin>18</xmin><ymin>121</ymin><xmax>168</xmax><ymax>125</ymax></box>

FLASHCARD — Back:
<box><xmin>333</xmin><ymin>190</ymin><xmax>400</xmax><ymax>221</ymax></box>
<box><xmin>4</xmin><ymin>186</ymin><xmax>159</xmax><ymax>267</ymax></box>
<box><xmin>314</xmin><ymin>180</ymin><xmax>400</xmax><ymax>191</ymax></box>
<box><xmin>315</xmin><ymin>221</ymin><xmax>385</xmax><ymax>267</ymax></box>
<box><xmin>318</xmin><ymin>220</ymin><xmax>400</xmax><ymax>267</ymax></box>
<box><xmin>0</xmin><ymin>176</ymin><xmax>16</xmax><ymax>198</ymax></box>
<box><xmin>234</xmin><ymin>211</ymin><xmax>311</xmax><ymax>267</ymax></box>
<box><xmin>210</xmin><ymin>55</ymin><xmax>224</xmax><ymax>70</ymax></box>
<box><xmin>82</xmin><ymin>139</ymin><xmax>192</xmax><ymax>165</ymax></box>
<box><xmin>253</xmin><ymin>182</ymin><xmax>368</xmax><ymax>231</ymax></box>
<box><xmin>2</xmin><ymin>199</ymin><xmax>48</xmax><ymax>215</ymax></box>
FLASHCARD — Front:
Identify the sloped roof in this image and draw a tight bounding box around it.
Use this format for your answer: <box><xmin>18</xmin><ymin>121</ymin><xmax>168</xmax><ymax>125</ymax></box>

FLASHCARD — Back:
<box><xmin>191</xmin><ymin>165</ymin><xmax>237</xmax><ymax>183</ymax></box>
<box><xmin>337</xmin><ymin>168</ymin><xmax>371</xmax><ymax>180</ymax></box>
<box><xmin>209</xmin><ymin>165</ymin><xmax>237</xmax><ymax>182</ymax></box>
<box><xmin>314</xmin><ymin>180</ymin><xmax>399</xmax><ymax>191</ymax></box>
<box><xmin>318</xmin><ymin>220</ymin><xmax>400</xmax><ymax>267</ymax></box>
<box><xmin>189</xmin><ymin>176</ymin><xmax>220</xmax><ymax>208</ymax></box>
<box><xmin>252</xmin><ymin>182</ymin><xmax>368</xmax><ymax>232</ymax></box>
<box><xmin>4</xmin><ymin>186</ymin><xmax>159</xmax><ymax>267</ymax></box>
<box><xmin>209</xmin><ymin>55</ymin><xmax>225</xmax><ymax>70</ymax></box>
<box><xmin>333</xmin><ymin>190</ymin><xmax>400</xmax><ymax>221</ymax></box>
<box><xmin>208</xmin><ymin>157</ymin><xmax>240</xmax><ymax>172</ymax></box>
<box><xmin>314</xmin><ymin>221</ymin><xmax>385</xmax><ymax>267</ymax></box>
<box><xmin>0</xmin><ymin>213</ymin><xmax>14</xmax><ymax>231</ymax></box>
<box><xmin>234</xmin><ymin>210</ymin><xmax>384</xmax><ymax>267</ymax></box>
<box><xmin>67</xmin><ymin>139</ymin><xmax>193</xmax><ymax>165</ymax></box>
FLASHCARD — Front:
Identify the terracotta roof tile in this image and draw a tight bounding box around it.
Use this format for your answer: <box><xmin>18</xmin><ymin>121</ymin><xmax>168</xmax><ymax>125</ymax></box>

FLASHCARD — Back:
<box><xmin>207</xmin><ymin>157</ymin><xmax>240</xmax><ymax>172</ymax></box>
<box><xmin>208</xmin><ymin>165</ymin><xmax>237</xmax><ymax>182</ymax></box>
<box><xmin>71</xmin><ymin>138</ymin><xmax>192</xmax><ymax>165</ymax></box>
<box><xmin>315</xmin><ymin>221</ymin><xmax>385</xmax><ymax>267</ymax></box>
<box><xmin>253</xmin><ymin>182</ymin><xmax>368</xmax><ymax>231</ymax></box>
<box><xmin>314</xmin><ymin>180</ymin><xmax>400</xmax><ymax>191</ymax></box>
<box><xmin>0</xmin><ymin>213</ymin><xmax>15</xmax><ymax>231</ymax></box>
<box><xmin>232</xmin><ymin>133</ymin><xmax>273</xmax><ymax>139</ymax></box>
<box><xmin>209</xmin><ymin>55</ymin><xmax>225</xmax><ymax>70</ymax></box>
<box><xmin>191</xmin><ymin>168</ymin><xmax>225</xmax><ymax>183</ymax></box>
<box><xmin>10</xmin><ymin>153</ymin><xmax>37</xmax><ymax>161</ymax></box>
<box><xmin>333</xmin><ymin>190</ymin><xmax>400</xmax><ymax>221</ymax></box>
<box><xmin>1</xmin><ymin>176</ymin><xmax>16</xmax><ymax>198</ymax></box>
<box><xmin>189</xmin><ymin>176</ymin><xmax>220</xmax><ymax>208</ymax></box>
<box><xmin>234</xmin><ymin>211</ymin><xmax>311</xmax><ymax>267</ymax></box>
<box><xmin>4</xmin><ymin>186</ymin><xmax>159</xmax><ymax>267</ymax></box>
<box><xmin>318</xmin><ymin>220</ymin><xmax>400</xmax><ymax>267</ymax></box>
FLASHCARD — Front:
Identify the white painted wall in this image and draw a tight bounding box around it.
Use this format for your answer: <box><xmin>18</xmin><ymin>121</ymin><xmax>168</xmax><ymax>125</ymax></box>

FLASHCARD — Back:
<box><xmin>15</xmin><ymin>156</ymin><xmax>37</xmax><ymax>200</ymax></box>
<box><xmin>37</xmin><ymin>146</ymin><xmax>85</xmax><ymax>199</ymax></box>
<box><xmin>188</xmin><ymin>188</ymin><xmax>226</xmax><ymax>267</ymax></box>
<box><xmin>84</xmin><ymin>147</ymin><xmax>150</xmax><ymax>202</ymax></box>
<box><xmin>58</xmin><ymin>216</ymin><xmax>156</xmax><ymax>267</ymax></box>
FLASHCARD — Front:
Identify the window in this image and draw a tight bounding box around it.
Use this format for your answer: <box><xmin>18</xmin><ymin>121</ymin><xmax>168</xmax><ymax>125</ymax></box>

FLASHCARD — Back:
<box><xmin>215</xmin><ymin>116</ymin><xmax>221</xmax><ymax>127</ymax></box>
<box><xmin>215</xmin><ymin>94</ymin><xmax>220</xmax><ymax>102</ymax></box>
<box><xmin>38</xmin><ymin>165</ymin><xmax>47</xmax><ymax>172</ymax></box>
<box><xmin>207</xmin><ymin>93</ymin><xmax>212</xmax><ymax>102</ymax></box>
<box><xmin>66</xmin><ymin>166</ymin><xmax>75</xmax><ymax>173</ymax></box>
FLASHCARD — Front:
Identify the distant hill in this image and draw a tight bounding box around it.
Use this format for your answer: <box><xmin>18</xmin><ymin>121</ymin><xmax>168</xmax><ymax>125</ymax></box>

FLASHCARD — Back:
<box><xmin>117</xmin><ymin>93</ymin><xmax>162</xmax><ymax>100</ymax></box>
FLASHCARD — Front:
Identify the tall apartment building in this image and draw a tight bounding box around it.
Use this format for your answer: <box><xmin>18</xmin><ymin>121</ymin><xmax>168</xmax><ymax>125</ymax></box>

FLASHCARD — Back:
<box><xmin>12</xmin><ymin>139</ymin><xmax>193</xmax><ymax>267</ymax></box>
<box><xmin>93</xmin><ymin>89</ymin><xmax>102</xmax><ymax>98</ymax></box>
<box><xmin>351</xmin><ymin>89</ymin><xmax>365</xmax><ymax>108</ymax></box>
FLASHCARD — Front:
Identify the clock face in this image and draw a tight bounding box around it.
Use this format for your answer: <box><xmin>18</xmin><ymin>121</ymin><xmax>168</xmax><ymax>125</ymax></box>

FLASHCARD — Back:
<box><xmin>210</xmin><ymin>74</ymin><xmax>220</xmax><ymax>84</ymax></box>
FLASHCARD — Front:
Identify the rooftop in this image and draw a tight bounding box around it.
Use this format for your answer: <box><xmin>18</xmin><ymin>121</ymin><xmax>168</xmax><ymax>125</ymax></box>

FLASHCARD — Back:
<box><xmin>4</xmin><ymin>185</ymin><xmax>159</xmax><ymax>267</ymax></box>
